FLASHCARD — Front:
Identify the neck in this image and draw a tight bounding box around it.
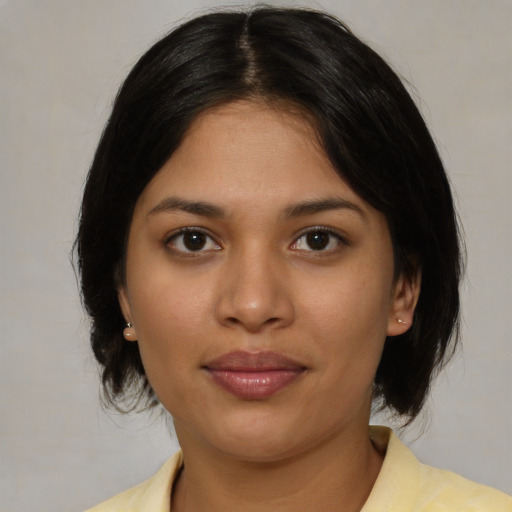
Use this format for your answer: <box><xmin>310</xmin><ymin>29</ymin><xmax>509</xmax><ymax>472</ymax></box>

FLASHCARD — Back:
<box><xmin>171</xmin><ymin>423</ymin><xmax>383</xmax><ymax>512</ymax></box>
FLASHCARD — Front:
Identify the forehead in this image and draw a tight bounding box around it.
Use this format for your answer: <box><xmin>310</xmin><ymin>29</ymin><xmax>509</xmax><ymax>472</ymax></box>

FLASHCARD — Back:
<box><xmin>135</xmin><ymin>100</ymin><xmax>368</xmax><ymax>215</ymax></box>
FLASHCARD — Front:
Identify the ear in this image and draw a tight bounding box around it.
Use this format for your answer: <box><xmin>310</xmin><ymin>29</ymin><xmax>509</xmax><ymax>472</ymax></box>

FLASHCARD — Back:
<box><xmin>118</xmin><ymin>286</ymin><xmax>138</xmax><ymax>342</ymax></box>
<box><xmin>387</xmin><ymin>268</ymin><xmax>421</xmax><ymax>336</ymax></box>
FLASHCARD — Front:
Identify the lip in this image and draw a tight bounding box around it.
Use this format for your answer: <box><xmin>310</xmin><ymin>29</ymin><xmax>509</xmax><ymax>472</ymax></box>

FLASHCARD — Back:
<box><xmin>203</xmin><ymin>351</ymin><xmax>306</xmax><ymax>400</ymax></box>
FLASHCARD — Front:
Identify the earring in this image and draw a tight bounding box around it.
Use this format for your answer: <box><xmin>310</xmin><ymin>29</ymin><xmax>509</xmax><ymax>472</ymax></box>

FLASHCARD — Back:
<box><xmin>123</xmin><ymin>322</ymin><xmax>137</xmax><ymax>341</ymax></box>
<box><xmin>396</xmin><ymin>317</ymin><xmax>407</xmax><ymax>325</ymax></box>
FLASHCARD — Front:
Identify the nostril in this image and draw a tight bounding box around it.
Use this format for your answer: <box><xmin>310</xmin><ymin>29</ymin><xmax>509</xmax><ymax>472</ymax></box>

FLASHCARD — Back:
<box><xmin>224</xmin><ymin>315</ymin><xmax>281</xmax><ymax>332</ymax></box>
<box><xmin>215</xmin><ymin>285</ymin><xmax>295</xmax><ymax>331</ymax></box>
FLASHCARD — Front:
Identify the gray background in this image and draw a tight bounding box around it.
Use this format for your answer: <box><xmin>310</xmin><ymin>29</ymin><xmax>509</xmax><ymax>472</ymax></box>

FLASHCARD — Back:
<box><xmin>1</xmin><ymin>1</ymin><xmax>510</xmax><ymax>511</ymax></box>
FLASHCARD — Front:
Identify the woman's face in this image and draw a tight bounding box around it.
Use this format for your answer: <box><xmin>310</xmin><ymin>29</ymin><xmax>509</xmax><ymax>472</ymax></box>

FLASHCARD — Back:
<box><xmin>119</xmin><ymin>101</ymin><xmax>416</xmax><ymax>461</ymax></box>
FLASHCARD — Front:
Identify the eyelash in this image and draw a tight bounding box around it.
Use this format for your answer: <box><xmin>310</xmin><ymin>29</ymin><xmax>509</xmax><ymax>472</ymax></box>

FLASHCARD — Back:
<box><xmin>165</xmin><ymin>227</ymin><xmax>221</xmax><ymax>255</ymax></box>
<box><xmin>291</xmin><ymin>227</ymin><xmax>348</xmax><ymax>253</ymax></box>
<box><xmin>164</xmin><ymin>226</ymin><xmax>348</xmax><ymax>256</ymax></box>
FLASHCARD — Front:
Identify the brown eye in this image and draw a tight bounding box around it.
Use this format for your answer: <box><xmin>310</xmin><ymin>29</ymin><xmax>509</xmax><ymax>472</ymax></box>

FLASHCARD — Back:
<box><xmin>292</xmin><ymin>229</ymin><xmax>344</xmax><ymax>252</ymax></box>
<box><xmin>183</xmin><ymin>231</ymin><xmax>207</xmax><ymax>251</ymax></box>
<box><xmin>306</xmin><ymin>231</ymin><xmax>330</xmax><ymax>251</ymax></box>
<box><xmin>167</xmin><ymin>230</ymin><xmax>220</xmax><ymax>254</ymax></box>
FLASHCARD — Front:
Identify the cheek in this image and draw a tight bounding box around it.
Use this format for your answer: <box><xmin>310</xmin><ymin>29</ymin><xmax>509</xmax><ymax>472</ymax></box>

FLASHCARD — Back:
<box><xmin>128</xmin><ymin>275</ymin><xmax>214</xmax><ymax>386</ymax></box>
<box><xmin>297</xmin><ymin>268</ymin><xmax>392</xmax><ymax>376</ymax></box>
<box><xmin>299</xmin><ymin>264</ymin><xmax>393</xmax><ymax>336</ymax></box>
<box><xmin>130</xmin><ymin>256</ymin><xmax>213</xmax><ymax>335</ymax></box>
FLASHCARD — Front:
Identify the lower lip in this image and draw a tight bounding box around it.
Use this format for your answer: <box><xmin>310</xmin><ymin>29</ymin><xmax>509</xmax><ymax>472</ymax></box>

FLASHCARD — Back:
<box><xmin>206</xmin><ymin>369</ymin><xmax>304</xmax><ymax>399</ymax></box>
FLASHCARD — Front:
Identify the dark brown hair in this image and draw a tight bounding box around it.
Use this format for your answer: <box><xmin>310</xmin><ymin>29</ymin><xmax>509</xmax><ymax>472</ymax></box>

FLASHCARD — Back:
<box><xmin>75</xmin><ymin>6</ymin><xmax>463</xmax><ymax>421</ymax></box>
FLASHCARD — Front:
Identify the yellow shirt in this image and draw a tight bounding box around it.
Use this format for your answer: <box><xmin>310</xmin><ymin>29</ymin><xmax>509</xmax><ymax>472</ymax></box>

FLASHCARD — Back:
<box><xmin>85</xmin><ymin>427</ymin><xmax>512</xmax><ymax>511</ymax></box>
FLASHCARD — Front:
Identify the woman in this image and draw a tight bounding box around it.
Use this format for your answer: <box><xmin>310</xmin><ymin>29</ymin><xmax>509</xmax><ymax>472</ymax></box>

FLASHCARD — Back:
<box><xmin>76</xmin><ymin>6</ymin><xmax>511</xmax><ymax>511</ymax></box>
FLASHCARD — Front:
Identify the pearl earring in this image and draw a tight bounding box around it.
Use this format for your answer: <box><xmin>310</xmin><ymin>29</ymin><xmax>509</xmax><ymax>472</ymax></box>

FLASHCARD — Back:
<box><xmin>123</xmin><ymin>322</ymin><xmax>137</xmax><ymax>341</ymax></box>
<box><xmin>396</xmin><ymin>317</ymin><xmax>407</xmax><ymax>325</ymax></box>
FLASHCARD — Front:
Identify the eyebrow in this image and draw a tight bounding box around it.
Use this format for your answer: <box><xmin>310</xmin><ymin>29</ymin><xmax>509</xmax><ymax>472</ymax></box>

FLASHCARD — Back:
<box><xmin>284</xmin><ymin>197</ymin><xmax>367</xmax><ymax>220</ymax></box>
<box><xmin>148</xmin><ymin>195</ymin><xmax>366</xmax><ymax>221</ymax></box>
<box><xmin>148</xmin><ymin>196</ymin><xmax>225</xmax><ymax>218</ymax></box>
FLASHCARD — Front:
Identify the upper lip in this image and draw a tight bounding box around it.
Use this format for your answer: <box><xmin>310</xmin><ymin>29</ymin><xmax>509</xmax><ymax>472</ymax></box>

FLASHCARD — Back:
<box><xmin>204</xmin><ymin>350</ymin><xmax>306</xmax><ymax>372</ymax></box>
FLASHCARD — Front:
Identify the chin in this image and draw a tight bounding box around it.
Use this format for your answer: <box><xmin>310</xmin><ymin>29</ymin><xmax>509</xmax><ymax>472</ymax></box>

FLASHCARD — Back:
<box><xmin>198</xmin><ymin>407</ymin><xmax>321</xmax><ymax>463</ymax></box>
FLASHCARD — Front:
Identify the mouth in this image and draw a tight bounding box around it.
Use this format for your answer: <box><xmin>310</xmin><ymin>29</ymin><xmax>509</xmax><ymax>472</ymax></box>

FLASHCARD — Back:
<box><xmin>203</xmin><ymin>351</ymin><xmax>307</xmax><ymax>400</ymax></box>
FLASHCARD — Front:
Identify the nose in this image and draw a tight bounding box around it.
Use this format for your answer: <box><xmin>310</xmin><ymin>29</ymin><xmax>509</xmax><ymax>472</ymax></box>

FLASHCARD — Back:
<box><xmin>215</xmin><ymin>246</ymin><xmax>295</xmax><ymax>333</ymax></box>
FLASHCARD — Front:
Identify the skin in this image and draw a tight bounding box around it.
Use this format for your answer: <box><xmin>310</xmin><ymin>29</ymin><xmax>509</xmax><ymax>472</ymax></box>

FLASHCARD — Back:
<box><xmin>119</xmin><ymin>101</ymin><xmax>419</xmax><ymax>512</ymax></box>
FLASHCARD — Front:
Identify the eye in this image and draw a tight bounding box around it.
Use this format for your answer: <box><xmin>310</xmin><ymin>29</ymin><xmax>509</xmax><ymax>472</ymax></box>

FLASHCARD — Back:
<box><xmin>291</xmin><ymin>228</ymin><xmax>345</xmax><ymax>252</ymax></box>
<box><xmin>166</xmin><ymin>229</ymin><xmax>221</xmax><ymax>254</ymax></box>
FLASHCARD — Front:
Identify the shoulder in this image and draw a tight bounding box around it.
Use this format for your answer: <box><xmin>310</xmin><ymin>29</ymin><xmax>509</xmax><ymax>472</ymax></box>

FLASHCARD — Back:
<box><xmin>83</xmin><ymin>452</ymin><xmax>183</xmax><ymax>512</ymax></box>
<box><xmin>416</xmin><ymin>462</ymin><xmax>512</xmax><ymax>511</ymax></box>
<box><xmin>364</xmin><ymin>426</ymin><xmax>512</xmax><ymax>512</ymax></box>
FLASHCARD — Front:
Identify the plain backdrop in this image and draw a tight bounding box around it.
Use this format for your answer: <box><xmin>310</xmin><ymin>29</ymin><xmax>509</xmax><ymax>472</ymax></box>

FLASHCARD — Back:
<box><xmin>1</xmin><ymin>1</ymin><xmax>511</xmax><ymax>511</ymax></box>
